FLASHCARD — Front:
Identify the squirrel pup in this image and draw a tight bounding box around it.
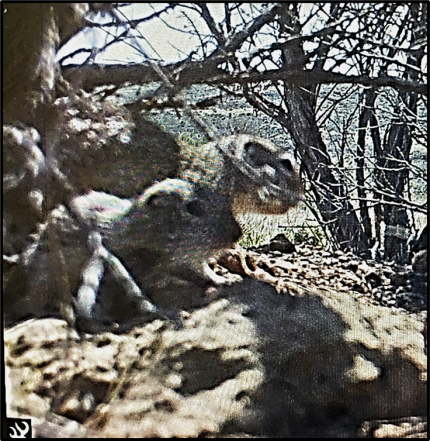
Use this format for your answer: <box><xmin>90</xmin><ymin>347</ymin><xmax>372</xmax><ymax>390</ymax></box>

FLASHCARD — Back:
<box><xmin>100</xmin><ymin>135</ymin><xmax>304</xmax><ymax>314</ymax></box>
<box><xmin>4</xmin><ymin>131</ymin><xmax>304</xmax><ymax>329</ymax></box>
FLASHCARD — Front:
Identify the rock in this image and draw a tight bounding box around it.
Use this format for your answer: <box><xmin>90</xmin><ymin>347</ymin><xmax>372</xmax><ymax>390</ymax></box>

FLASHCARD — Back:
<box><xmin>390</xmin><ymin>271</ymin><xmax>410</xmax><ymax>287</ymax></box>
<box><xmin>3</xmin><ymin>126</ymin><xmax>46</xmax><ymax>255</ymax></box>
<box><xmin>409</xmin><ymin>225</ymin><xmax>427</xmax><ymax>255</ymax></box>
<box><xmin>359</xmin><ymin>416</ymin><xmax>427</xmax><ymax>438</ymax></box>
<box><xmin>267</xmin><ymin>234</ymin><xmax>296</xmax><ymax>253</ymax></box>
<box><xmin>405</xmin><ymin>250</ymin><xmax>427</xmax><ymax>306</ymax></box>
<box><xmin>225</xmin><ymin>279</ymin><xmax>426</xmax><ymax>437</ymax></box>
<box><xmin>412</xmin><ymin>249</ymin><xmax>427</xmax><ymax>276</ymax></box>
<box><xmin>4</xmin><ymin>276</ymin><xmax>427</xmax><ymax>438</ymax></box>
<box><xmin>56</xmin><ymin>99</ymin><xmax>181</xmax><ymax>199</ymax></box>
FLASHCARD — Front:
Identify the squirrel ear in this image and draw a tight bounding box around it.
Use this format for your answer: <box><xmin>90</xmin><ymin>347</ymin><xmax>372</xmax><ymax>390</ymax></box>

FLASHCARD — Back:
<box><xmin>140</xmin><ymin>179</ymin><xmax>194</xmax><ymax>204</ymax></box>
<box><xmin>145</xmin><ymin>193</ymin><xmax>168</xmax><ymax>208</ymax></box>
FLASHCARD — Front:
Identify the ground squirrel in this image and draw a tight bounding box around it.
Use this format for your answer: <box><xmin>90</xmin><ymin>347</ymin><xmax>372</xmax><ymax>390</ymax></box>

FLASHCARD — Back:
<box><xmin>3</xmin><ymin>128</ymin><xmax>303</xmax><ymax>331</ymax></box>
<box><xmin>74</xmin><ymin>135</ymin><xmax>304</xmax><ymax>327</ymax></box>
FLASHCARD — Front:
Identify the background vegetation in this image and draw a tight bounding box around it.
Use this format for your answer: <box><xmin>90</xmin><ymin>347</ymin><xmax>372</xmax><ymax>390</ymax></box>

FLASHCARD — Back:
<box><xmin>5</xmin><ymin>3</ymin><xmax>427</xmax><ymax>261</ymax></box>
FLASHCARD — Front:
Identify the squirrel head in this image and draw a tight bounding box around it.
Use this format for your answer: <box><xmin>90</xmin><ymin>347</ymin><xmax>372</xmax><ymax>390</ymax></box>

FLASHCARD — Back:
<box><xmin>217</xmin><ymin>135</ymin><xmax>304</xmax><ymax>215</ymax></box>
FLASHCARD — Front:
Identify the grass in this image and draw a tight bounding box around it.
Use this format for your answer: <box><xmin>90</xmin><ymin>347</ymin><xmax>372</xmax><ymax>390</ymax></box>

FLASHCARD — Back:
<box><xmin>236</xmin><ymin>202</ymin><xmax>321</xmax><ymax>249</ymax></box>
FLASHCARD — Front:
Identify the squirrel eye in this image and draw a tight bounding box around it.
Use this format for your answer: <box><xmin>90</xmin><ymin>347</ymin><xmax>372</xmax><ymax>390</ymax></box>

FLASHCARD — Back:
<box><xmin>244</xmin><ymin>142</ymin><xmax>267</xmax><ymax>167</ymax></box>
<box><xmin>186</xmin><ymin>200</ymin><xmax>204</xmax><ymax>217</ymax></box>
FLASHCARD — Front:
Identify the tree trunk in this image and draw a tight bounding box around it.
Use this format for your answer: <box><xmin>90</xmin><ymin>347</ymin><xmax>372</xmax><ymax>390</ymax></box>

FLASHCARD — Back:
<box><xmin>357</xmin><ymin>88</ymin><xmax>376</xmax><ymax>241</ymax></box>
<box><xmin>274</xmin><ymin>5</ymin><xmax>370</xmax><ymax>253</ymax></box>
<box><xmin>281</xmin><ymin>85</ymin><xmax>370</xmax><ymax>253</ymax></box>
<box><xmin>382</xmin><ymin>102</ymin><xmax>415</xmax><ymax>262</ymax></box>
<box><xmin>380</xmin><ymin>2</ymin><xmax>423</xmax><ymax>262</ymax></box>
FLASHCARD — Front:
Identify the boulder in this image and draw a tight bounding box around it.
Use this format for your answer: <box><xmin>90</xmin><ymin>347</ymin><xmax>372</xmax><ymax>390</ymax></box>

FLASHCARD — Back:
<box><xmin>5</xmin><ymin>275</ymin><xmax>427</xmax><ymax>438</ymax></box>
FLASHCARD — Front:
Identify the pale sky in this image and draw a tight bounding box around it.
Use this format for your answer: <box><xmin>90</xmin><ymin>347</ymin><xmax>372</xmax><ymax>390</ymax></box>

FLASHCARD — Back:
<box><xmin>57</xmin><ymin>3</ymin><xmax>234</xmax><ymax>65</ymax></box>
<box><xmin>56</xmin><ymin>3</ymin><xmax>417</xmax><ymax>76</ymax></box>
<box><xmin>57</xmin><ymin>3</ymin><xmax>309</xmax><ymax>68</ymax></box>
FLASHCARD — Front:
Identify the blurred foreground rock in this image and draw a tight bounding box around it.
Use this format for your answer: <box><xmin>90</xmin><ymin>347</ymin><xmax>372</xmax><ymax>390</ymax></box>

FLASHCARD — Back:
<box><xmin>5</xmin><ymin>273</ymin><xmax>427</xmax><ymax>438</ymax></box>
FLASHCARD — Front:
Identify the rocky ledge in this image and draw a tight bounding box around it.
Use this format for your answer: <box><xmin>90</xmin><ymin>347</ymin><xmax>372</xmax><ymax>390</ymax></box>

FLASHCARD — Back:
<box><xmin>5</xmin><ymin>243</ymin><xmax>427</xmax><ymax>438</ymax></box>
<box><xmin>222</xmin><ymin>239</ymin><xmax>427</xmax><ymax>313</ymax></box>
